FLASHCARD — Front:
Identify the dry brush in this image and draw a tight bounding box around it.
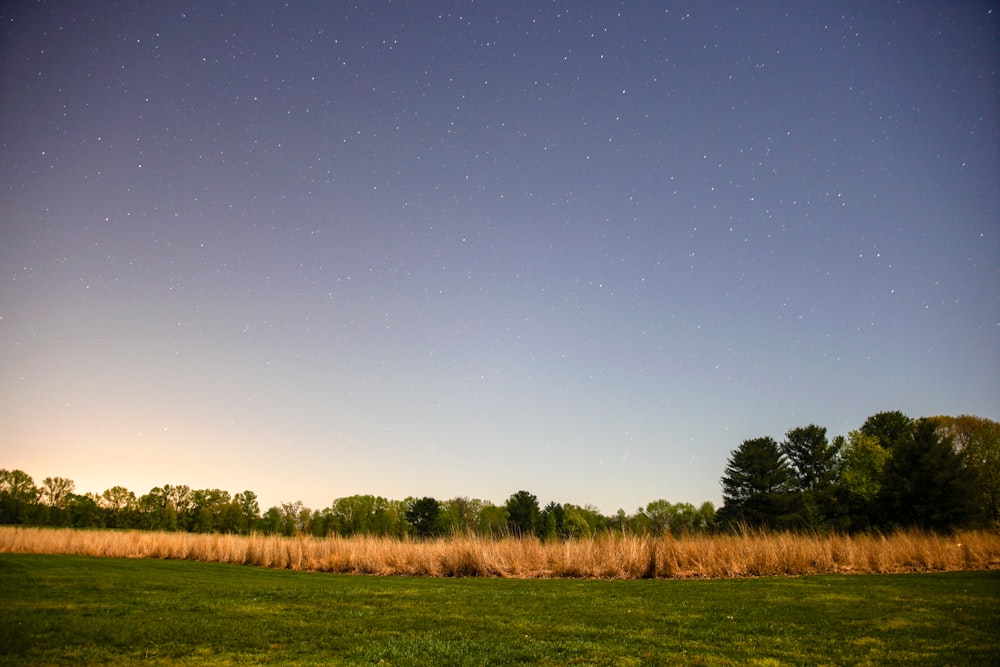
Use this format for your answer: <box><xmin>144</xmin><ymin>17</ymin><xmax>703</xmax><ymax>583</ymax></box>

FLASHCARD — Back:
<box><xmin>1</xmin><ymin>526</ymin><xmax>998</xmax><ymax>579</ymax></box>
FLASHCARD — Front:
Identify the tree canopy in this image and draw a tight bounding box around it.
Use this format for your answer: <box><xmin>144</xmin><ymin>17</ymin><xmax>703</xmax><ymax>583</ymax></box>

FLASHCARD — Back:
<box><xmin>718</xmin><ymin>412</ymin><xmax>996</xmax><ymax>532</ymax></box>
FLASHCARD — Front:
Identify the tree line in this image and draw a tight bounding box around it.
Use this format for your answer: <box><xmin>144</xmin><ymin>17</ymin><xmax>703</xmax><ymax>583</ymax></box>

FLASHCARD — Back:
<box><xmin>718</xmin><ymin>413</ymin><xmax>999</xmax><ymax>532</ymax></box>
<box><xmin>3</xmin><ymin>412</ymin><xmax>995</xmax><ymax>537</ymax></box>
<box><xmin>0</xmin><ymin>472</ymin><xmax>714</xmax><ymax>539</ymax></box>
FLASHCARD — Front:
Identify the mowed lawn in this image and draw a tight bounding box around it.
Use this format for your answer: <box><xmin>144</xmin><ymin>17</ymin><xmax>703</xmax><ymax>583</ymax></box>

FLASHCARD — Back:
<box><xmin>0</xmin><ymin>554</ymin><xmax>997</xmax><ymax>666</ymax></box>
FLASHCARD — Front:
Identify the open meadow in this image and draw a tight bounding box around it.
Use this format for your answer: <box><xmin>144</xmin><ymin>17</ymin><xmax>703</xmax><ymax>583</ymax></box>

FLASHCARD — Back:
<box><xmin>1</xmin><ymin>553</ymin><xmax>998</xmax><ymax>665</ymax></box>
<box><xmin>1</xmin><ymin>526</ymin><xmax>998</xmax><ymax>578</ymax></box>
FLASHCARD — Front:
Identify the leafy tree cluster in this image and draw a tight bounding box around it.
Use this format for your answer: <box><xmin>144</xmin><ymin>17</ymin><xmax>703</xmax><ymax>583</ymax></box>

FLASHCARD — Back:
<box><xmin>0</xmin><ymin>477</ymin><xmax>263</xmax><ymax>534</ymax></box>
<box><xmin>0</xmin><ymin>472</ymin><xmax>714</xmax><ymax>539</ymax></box>
<box><xmin>717</xmin><ymin>412</ymin><xmax>998</xmax><ymax>532</ymax></box>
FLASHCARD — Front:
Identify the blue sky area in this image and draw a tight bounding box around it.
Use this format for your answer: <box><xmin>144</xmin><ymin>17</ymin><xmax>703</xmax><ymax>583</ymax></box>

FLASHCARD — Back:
<box><xmin>2</xmin><ymin>1</ymin><xmax>997</xmax><ymax>513</ymax></box>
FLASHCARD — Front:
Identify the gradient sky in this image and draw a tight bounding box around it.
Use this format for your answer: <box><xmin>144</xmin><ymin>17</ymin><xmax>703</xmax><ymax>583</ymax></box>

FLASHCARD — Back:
<box><xmin>2</xmin><ymin>1</ymin><xmax>997</xmax><ymax>514</ymax></box>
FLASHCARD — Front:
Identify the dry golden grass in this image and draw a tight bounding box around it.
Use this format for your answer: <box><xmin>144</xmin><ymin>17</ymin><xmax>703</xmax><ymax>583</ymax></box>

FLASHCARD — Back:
<box><xmin>1</xmin><ymin>526</ymin><xmax>997</xmax><ymax>579</ymax></box>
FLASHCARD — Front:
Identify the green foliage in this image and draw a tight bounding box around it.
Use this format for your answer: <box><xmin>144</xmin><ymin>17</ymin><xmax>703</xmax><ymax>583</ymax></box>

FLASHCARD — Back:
<box><xmin>934</xmin><ymin>415</ymin><xmax>1000</xmax><ymax>525</ymax></box>
<box><xmin>782</xmin><ymin>424</ymin><xmax>840</xmax><ymax>493</ymax></box>
<box><xmin>234</xmin><ymin>490</ymin><xmax>260</xmax><ymax>527</ymax></box>
<box><xmin>38</xmin><ymin>478</ymin><xmax>75</xmax><ymax>527</ymax></box>
<box><xmin>719</xmin><ymin>437</ymin><xmax>794</xmax><ymax>529</ymax></box>
<box><xmin>258</xmin><ymin>506</ymin><xmax>284</xmax><ymax>535</ymax></box>
<box><xmin>438</xmin><ymin>496</ymin><xmax>481</xmax><ymax>535</ymax></box>
<box><xmin>879</xmin><ymin>418</ymin><xmax>982</xmax><ymax>530</ymax></box>
<box><xmin>504</xmin><ymin>490</ymin><xmax>540</xmax><ymax>536</ymax></box>
<box><xmin>835</xmin><ymin>430</ymin><xmax>891</xmax><ymax>530</ymax></box>
<box><xmin>40</xmin><ymin>477</ymin><xmax>74</xmax><ymax>510</ymax></box>
<box><xmin>561</xmin><ymin>504</ymin><xmax>602</xmax><ymax>538</ymax></box>
<box><xmin>638</xmin><ymin>499</ymin><xmax>715</xmax><ymax>536</ymax></box>
<box><xmin>405</xmin><ymin>496</ymin><xmax>442</xmax><ymax>537</ymax></box>
<box><xmin>860</xmin><ymin>410</ymin><xmax>914</xmax><ymax>449</ymax></box>
<box><xmin>65</xmin><ymin>493</ymin><xmax>102</xmax><ymax>529</ymax></box>
<box><xmin>718</xmin><ymin>411</ymin><xmax>995</xmax><ymax>532</ymax></box>
<box><xmin>538</xmin><ymin>502</ymin><xmax>609</xmax><ymax>539</ymax></box>
<box><xmin>540</xmin><ymin>501</ymin><xmax>564</xmax><ymax>539</ymax></box>
<box><xmin>0</xmin><ymin>469</ymin><xmax>39</xmax><ymax>524</ymax></box>
<box><xmin>321</xmin><ymin>495</ymin><xmax>407</xmax><ymax>538</ymax></box>
<box><xmin>137</xmin><ymin>486</ymin><xmax>178</xmax><ymax>531</ymax></box>
<box><xmin>189</xmin><ymin>489</ymin><xmax>232</xmax><ymax>533</ymax></box>
<box><xmin>776</xmin><ymin>425</ymin><xmax>842</xmax><ymax>532</ymax></box>
<box><xmin>476</xmin><ymin>503</ymin><xmax>509</xmax><ymax>536</ymax></box>
<box><xmin>1</xmin><ymin>555</ymin><xmax>997</xmax><ymax>666</ymax></box>
<box><xmin>839</xmin><ymin>430</ymin><xmax>889</xmax><ymax>502</ymax></box>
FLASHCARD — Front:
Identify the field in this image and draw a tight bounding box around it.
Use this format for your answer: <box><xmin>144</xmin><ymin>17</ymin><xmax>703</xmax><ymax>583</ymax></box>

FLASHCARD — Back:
<box><xmin>1</xmin><ymin>554</ymin><xmax>998</xmax><ymax>665</ymax></box>
<box><xmin>2</xmin><ymin>526</ymin><xmax>999</xmax><ymax>578</ymax></box>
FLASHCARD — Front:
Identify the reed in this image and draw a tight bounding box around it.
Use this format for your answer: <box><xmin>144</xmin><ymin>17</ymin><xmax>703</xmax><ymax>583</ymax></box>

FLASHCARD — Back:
<box><xmin>1</xmin><ymin>526</ymin><xmax>997</xmax><ymax>579</ymax></box>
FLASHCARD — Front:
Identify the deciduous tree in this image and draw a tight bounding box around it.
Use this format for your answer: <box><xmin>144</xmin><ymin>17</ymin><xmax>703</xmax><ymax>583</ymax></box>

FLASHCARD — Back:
<box><xmin>138</xmin><ymin>486</ymin><xmax>178</xmax><ymax>531</ymax></box>
<box><xmin>0</xmin><ymin>469</ymin><xmax>39</xmax><ymax>524</ymax></box>
<box><xmin>100</xmin><ymin>486</ymin><xmax>138</xmax><ymax>528</ymax></box>
<box><xmin>934</xmin><ymin>415</ymin><xmax>1000</xmax><ymax>525</ymax></box>
<box><xmin>440</xmin><ymin>496</ymin><xmax>481</xmax><ymax>536</ymax></box>
<box><xmin>41</xmin><ymin>477</ymin><xmax>75</xmax><ymax>509</ymax></box>
<box><xmin>836</xmin><ymin>430</ymin><xmax>890</xmax><ymax>530</ymax></box>
<box><xmin>476</xmin><ymin>502</ymin><xmax>509</xmax><ymax>536</ymax></box>
<box><xmin>540</xmin><ymin>502</ymin><xmax>565</xmax><ymax>540</ymax></box>
<box><xmin>66</xmin><ymin>492</ymin><xmax>102</xmax><ymax>528</ymax></box>
<box><xmin>234</xmin><ymin>490</ymin><xmax>260</xmax><ymax>531</ymax></box>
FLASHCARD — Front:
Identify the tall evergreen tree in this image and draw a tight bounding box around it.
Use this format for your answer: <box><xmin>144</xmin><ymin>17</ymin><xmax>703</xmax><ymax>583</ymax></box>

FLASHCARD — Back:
<box><xmin>719</xmin><ymin>437</ymin><xmax>793</xmax><ymax>529</ymax></box>
<box><xmin>880</xmin><ymin>418</ymin><xmax>981</xmax><ymax>529</ymax></box>
<box><xmin>782</xmin><ymin>425</ymin><xmax>842</xmax><ymax>530</ymax></box>
<box><xmin>782</xmin><ymin>425</ymin><xmax>840</xmax><ymax>492</ymax></box>
<box><xmin>405</xmin><ymin>496</ymin><xmax>442</xmax><ymax>537</ymax></box>
<box><xmin>505</xmin><ymin>490</ymin><xmax>540</xmax><ymax>536</ymax></box>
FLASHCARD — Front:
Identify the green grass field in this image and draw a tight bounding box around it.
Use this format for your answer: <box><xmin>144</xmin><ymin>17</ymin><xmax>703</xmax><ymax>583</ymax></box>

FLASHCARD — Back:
<box><xmin>1</xmin><ymin>554</ymin><xmax>997</xmax><ymax>666</ymax></box>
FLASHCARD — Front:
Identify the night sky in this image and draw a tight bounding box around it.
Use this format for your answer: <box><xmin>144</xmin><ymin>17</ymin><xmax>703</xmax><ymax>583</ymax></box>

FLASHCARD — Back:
<box><xmin>2</xmin><ymin>1</ymin><xmax>997</xmax><ymax>514</ymax></box>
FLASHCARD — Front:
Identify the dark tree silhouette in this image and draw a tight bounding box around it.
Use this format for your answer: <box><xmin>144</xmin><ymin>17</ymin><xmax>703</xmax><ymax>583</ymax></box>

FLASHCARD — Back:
<box><xmin>860</xmin><ymin>410</ymin><xmax>913</xmax><ymax>449</ymax></box>
<box><xmin>880</xmin><ymin>418</ymin><xmax>982</xmax><ymax>529</ymax></box>
<box><xmin>505</xmin><ymin>490</ymin><xmax>540</xmax><ymax>536</ymax></box>
<box><xmin>719</xmin><ymin>437</ymin><xmax>793</xmax><ymax>529</ymax></box>
<box><xmin>405</xmin><ymin>496</ymin><xmax>442</xmax><ymax>537</ymax></box>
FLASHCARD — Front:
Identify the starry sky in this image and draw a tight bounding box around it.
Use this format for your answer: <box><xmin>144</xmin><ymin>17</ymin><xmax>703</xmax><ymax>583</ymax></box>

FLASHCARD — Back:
<box><xmin>2</xmin><ymin>1</ymin><xmax>997</xmax><ymax>514</ymax></box>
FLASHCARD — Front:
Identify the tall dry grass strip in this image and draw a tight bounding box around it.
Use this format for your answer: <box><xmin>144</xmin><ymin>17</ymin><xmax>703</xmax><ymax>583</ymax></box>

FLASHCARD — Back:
<box><xmin>1</xmin><ymin>526</ymin><xmax>997</xmax><ymax>579</ymax></box>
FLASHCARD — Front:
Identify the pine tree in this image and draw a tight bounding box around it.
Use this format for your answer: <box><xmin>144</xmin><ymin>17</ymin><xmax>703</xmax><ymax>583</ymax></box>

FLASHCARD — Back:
<box><xmin>719</xmin><ymin>437</ymin><xmax>793</xmax><ymax>529</ymax></box>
